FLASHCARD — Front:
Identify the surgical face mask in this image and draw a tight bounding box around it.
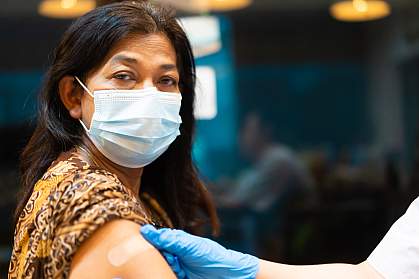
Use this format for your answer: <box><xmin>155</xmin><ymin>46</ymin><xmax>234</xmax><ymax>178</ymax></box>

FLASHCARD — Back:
<box><xmin>74</xmin><ymin>76</ymin><xmax>182</xmax><ymax>168</ymax></box>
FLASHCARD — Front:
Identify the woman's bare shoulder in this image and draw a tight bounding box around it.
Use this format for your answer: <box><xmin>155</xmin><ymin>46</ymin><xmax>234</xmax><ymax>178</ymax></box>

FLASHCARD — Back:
<box><xmin>69</xmin><ymin>219</ymin><xmax>176</xmax><ymax>279</ymax></box>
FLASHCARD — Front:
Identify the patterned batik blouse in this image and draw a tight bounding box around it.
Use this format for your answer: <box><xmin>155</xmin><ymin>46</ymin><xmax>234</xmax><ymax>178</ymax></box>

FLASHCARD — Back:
<box><xmin>9</xmin><ymin>149</ymin><xmax>172</xmax><ymax>279</ymax></box>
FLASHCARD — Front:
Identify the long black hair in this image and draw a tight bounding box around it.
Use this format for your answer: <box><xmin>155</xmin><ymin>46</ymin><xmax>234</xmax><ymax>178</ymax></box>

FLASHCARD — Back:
<box><xmin>16</xmin><ymin>1</ymin><xmax>219</xmax><ymax>234</ymax></box>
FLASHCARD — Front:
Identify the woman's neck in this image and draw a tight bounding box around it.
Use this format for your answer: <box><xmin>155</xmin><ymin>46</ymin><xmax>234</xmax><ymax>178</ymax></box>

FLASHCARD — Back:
<box><xmin>77</xmin><ymin>136</ymin><xmax>143</xmax><ymax>196</ymax></box>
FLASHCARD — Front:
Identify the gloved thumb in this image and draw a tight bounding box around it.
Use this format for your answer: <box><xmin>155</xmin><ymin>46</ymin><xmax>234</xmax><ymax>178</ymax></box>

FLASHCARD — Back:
<box><xmin>141</xmin><ymin>225</ymin><xmax>165</xmax><ymax>249</ymax></box>
<box><xmin>141</xmin><ymin>225</ymin><xmax>189</xmax><ymax>255</ymax></box>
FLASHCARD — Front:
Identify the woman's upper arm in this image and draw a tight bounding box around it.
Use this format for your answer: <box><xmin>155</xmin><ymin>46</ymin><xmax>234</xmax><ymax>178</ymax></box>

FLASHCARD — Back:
<box><xmin>69</xmin><ymin>219</ymin><xmax>176</xmax><ymax>279</ymax></box>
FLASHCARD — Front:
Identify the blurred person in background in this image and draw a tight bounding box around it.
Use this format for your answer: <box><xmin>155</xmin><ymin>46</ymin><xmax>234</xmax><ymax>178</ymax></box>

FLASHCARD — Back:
<box><xmin>212</xmin><ymin>110</ymin><xmax>312</xmax><ymax>260</ymax></box>
<box><xmin>213</xmin><ymin>110</ymin><xmax>313</xmax><ymax>260</ymax></box>
<box><xmin>8</xmin><ymin>1</ymin><xmax>219</xmax><ymax>278</ymax></box>
<box><xmin>217</xmin><ymin>110</ymin><xmax>313</xmax><ymax>212</ymax></box>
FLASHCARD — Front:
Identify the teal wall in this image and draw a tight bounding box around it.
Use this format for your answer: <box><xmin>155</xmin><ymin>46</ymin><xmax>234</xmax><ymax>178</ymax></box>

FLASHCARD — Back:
<box><xmin>193</xmin><ymin>16</ymin><xmax>240</xmax><ymax>180</ymax></box>
<box><xmin>237</xmin><ymin>64</ymin><xmax>370</xmax><ymax>148</ymax></box>
<box><xmin>0</xmin><ymin>72</ymin><xmax>41</xmax><ymax>126</ymax></box>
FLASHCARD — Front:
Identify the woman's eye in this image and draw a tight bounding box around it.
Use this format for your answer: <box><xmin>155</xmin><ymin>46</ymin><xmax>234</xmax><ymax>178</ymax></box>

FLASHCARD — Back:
<box><xmin>159</xmin><ymin>77</ymin><xmax>178</xmax><ymax>87</ymax></box>
<box><xmin>113</xmin><ymin>73</ymin><xmax>134</xmax><ymax>81</ymax></box>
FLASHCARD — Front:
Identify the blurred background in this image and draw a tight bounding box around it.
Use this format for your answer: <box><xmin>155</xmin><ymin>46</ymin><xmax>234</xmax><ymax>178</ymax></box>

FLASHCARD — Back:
<box><xmin>1</xmin><ymin>0</ymin><xmax>419</xmax><ymax>276</ymax></box>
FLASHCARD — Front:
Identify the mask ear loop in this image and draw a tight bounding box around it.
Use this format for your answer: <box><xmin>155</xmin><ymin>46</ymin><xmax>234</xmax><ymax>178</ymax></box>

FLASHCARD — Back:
<box><xmin>74</xmin><ymin>76</ymin><xmax>94</xmax><ymax>98</ymax></box>
<box><xmin>74</xmin><ymin>76</ymin><xmax>93</xmax><ymax>132</ymax></box>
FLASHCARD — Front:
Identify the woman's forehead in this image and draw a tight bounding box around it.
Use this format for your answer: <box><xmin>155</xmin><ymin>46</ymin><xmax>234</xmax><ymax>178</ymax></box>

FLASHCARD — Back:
<box><xmin>105</xmin><ymin>33</ymin><xmax>177</xmax><ymax>67</ymax></box>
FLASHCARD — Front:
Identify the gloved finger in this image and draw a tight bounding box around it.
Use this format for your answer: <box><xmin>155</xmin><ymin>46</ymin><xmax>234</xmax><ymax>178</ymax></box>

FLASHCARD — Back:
<box><xmin>176</xmin><ymin>260</ymin><xmax>187</xmax><ymax>279</ymax></box>
<box><xmin>162</xmin><ymin>251</ymin><xmax>176</xmax><ymax>265</ymax></box>
<box><xmin>162</xmin><ymin>252</ymin><xmax>185</xmax><ymax>279</ymax></box>
<box><xmin>177</xmin><ymin>269</ymin><xmax>186</xmax><ymax>279</ymax></box>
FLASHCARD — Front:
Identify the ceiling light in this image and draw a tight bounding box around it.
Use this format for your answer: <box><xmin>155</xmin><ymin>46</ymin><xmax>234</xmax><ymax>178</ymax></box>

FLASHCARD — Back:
<box><xmin>157</xmin><ymin>0</ymin><xmax>252</xmax><ymax>13</ymax></box>
<box><xmin>330</xmin><ymin>0</ymin><xmax>391</xmax><ymax>22</ymax></box>
<box><xmin>38</xmin><ymin>0</ymin><xmax>96</xmax><ymax>18</ymax></box>
<box><xmin>209</xmin><ymin>0</ymin><xmax>252</xmax><ymax>11</ymax></box>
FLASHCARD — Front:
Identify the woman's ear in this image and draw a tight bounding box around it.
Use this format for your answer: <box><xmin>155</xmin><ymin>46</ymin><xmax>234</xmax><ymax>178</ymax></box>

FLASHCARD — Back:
<box><xmin>59</xmin><ymin>76</ymin><xmax>82</xmax><ymax>119</ymax></box>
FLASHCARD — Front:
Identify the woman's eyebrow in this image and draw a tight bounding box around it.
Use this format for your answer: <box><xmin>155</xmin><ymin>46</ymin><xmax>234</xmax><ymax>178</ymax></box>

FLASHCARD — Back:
<box><xmin>160</xmin><ymin>64</ymin><xmax>177</xmax><ymax>71</ymax></box>
<box><xmin>110</xmin><ymin>55</ymin><xmax>176</xmax><ymax>71</ymax></box>
<box><xmin>110</xmin><ymin>54</ymin><xmax>138</xmax><ymax>66</ymax></box>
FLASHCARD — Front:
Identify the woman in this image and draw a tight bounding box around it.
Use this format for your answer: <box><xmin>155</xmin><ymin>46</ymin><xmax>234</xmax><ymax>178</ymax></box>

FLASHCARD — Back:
<box><xmin>9</xmin><ymin>1</ymin><xmax>218</xmax><ymax>278</ymax></box>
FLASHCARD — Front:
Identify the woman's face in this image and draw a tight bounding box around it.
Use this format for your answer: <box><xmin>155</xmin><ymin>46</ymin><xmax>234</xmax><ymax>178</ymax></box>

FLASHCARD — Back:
<box><xmin>79</xmin><ymin>33</ymin><xmax>180</xmax><ymax>128</ymax></box>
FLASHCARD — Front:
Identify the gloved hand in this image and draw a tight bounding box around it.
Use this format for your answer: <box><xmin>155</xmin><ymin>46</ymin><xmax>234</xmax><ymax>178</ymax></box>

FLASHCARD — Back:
<box><xmin>141</xmin><ymin>225</ymin><xmax>260</xmax><ymax>279</ymax></box>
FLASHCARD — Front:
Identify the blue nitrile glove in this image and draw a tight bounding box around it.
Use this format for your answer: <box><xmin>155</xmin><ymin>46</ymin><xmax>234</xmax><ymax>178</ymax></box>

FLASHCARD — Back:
<box><xmin>141</xmin><ymin>224</ymin><xmax>260</xmax><ymax>279</ymax></box>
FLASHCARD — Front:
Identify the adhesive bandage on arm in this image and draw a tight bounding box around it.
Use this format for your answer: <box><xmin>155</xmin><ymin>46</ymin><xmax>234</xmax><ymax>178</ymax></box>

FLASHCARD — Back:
<box><xmin>108</xmin><ymin>235</ymin><xmax>155</xmax><ymax>267</ymax></box>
